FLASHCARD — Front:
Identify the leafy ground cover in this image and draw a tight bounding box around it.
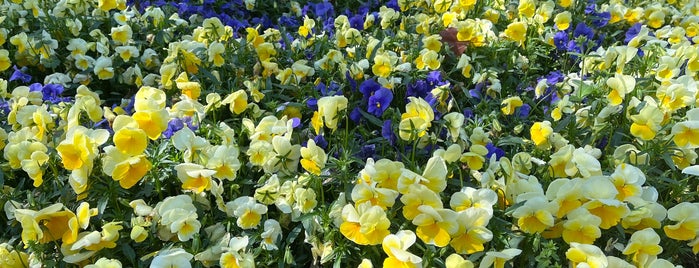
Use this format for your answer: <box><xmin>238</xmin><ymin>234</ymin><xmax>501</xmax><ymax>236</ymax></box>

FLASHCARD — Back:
<box><xmin>2</xmin><ymin>0</ymin><xmax>699</xmax><ymax>267</ymax></box>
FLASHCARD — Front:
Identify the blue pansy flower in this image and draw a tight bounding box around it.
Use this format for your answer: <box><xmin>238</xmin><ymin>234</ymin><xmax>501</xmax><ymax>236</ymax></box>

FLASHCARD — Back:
<box><xmin>314</xmin><ymin>135</ymin><xmax>328</xmax><ymax>149</ymax></box>
<box><xmin>0</xmin><ymin>99</ymin><xmax>11</xmax><ymax>115</ymax></box>
<box><xmin>518</xmin><ymin>104</ymin><xmax>532</xmax><ymax>119</ymax></box>
<box><xmin>592</xmin><ymin>11</ymin><xmax>610</xmax><ymax>28</ymax></box>
<box><xmin>573</xmin><ymin>22</ymin><xmax>594</xmax><ymax>40</ymax></box>
<box><xmin>566</xmin><ymin>40</ymin><xmax>581</xmax><ymax>54</ymax></box>
<box><xmin>584</xmin><ymin>3</ymin><xmax>596</xmax><ymax>15</ymax></box>
<box><xmin>349</xmin><ymin>14</ymin><xmax>365</xmax><ymax>30</ymax></box>
<box><xmin>359</xmin><ymin>144</ymin><xmax>376</xmax><ymax>160</ymax></box>
<box><xmin>386</xmin><ymin>0</ymin><xmax>399</xmax><ymax>10</ymax></box>
<box><xmin>10</xmin><ymin>66</ymin><xmax>31</xmax><ymax>83</ymax></box>
<box><xmin>359</xmin><ymin>78</ymin><xmax>381</xmax><ymax>101</ymax></box>
<box><xmin>317</xmin><ymin>81</ymin><xmax>342</xmax><ymax>96</ymax></box>
<box><xmin>350</xmin><ymin>107</ymin><xmax>362</xmax><ymax>123</ymax></box>
<box><xmin>313</xmin><ymin>1</ymin><xmax>335</xmax><ymax>19</ymax></box>
<box><xmin>407</xmin><ymin>80</ymin><xmax>429</xmax><ymax>98</ymax></box>
<box><xmin>163</xmin><ymin>118</ymin><xmax>186</xmax><ymax>139</ymax></box>
<box><xmin>546</xmin><ymin>71</ymin><xmax>564</xmax><ymax>85</ymax></box>
<box><xmin>485</xmin><ymin>142</ymin><xmax>505</xmax><ymax>160</ymax></box>
<box><xmin>345</xmin><ymin>71</ymin><xmax>357</xmax><ymax>91</ymax></box>
<box><xmin>553</xmin><ymin>31</ymin><xmax>568</xmax><ymax>50</ymax></box>
<box><xmin>307</xmin><ymin>97</ymin><xmax>318</xmax><ymax>110</ymax></box>
<box><xmin>30</xmin><ymin>83</ymin><xmax>70</xmax><ymax>104</ymax></box>
<box><xmin>367</xmin><ymin>87</ymin><xmax>393</xmax><ymax>116</ymax></box>
<box><xmin>382</xmin><ymin>120</ymin><xmax>396</xmax><ymax>146</ymax></box>
<box><xmin>624</xmin><ymin>23</ymin><xmax>642</xmax><ymax>44</ymax></box>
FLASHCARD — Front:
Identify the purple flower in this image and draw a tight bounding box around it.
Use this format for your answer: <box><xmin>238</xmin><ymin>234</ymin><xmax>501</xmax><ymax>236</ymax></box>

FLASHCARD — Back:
<box><xmin>350</xmin><ymin>107</ymin><xmax>362</xmax><ymax>123</ymax></box>
<box><xmin>345</xmin><ymin>71</ymin><xmax>357</xmax><ymax>91</ymax></box>
<box><xmin>553</xmin><ymin>31</ymin><xmax>569</xmax><ymax>50</ymax></box>
<box><xmin>596</xmin><ymin>136</ymin><xmax>608</xmax><ymax>149</ymax></box>
<box><xmin>573</xmin><ymin>23</ymin><xmax>594</xmax><ymax>40</ymax></box>
<box><xmin>385</xmin><ymin>0</ymin><xmax>399</xmax><ymax>11</ymax></box>
<box><xmin>330</xmin><ymin>82</ymin><xmax>342</xmax><ymax>96</ymax></box>
<box><xmin>314</xmin><ymin>135</ymin><xmax>328</xmax><ymax>149</ymax></box>
<box><xmin>349</xmin><ymin>14</ymin><xmax>365</xmax><ymax>30</ymax></box>
<box><xmin>162</xmin><ymin>118</ymin><xmax>186</xmax><ymax>139</ymax></box>
<box><xmin>546</xmin><ymin>71</ymin><xmax>564</xmax><ymax>85</ymax></box>
<box><xmin>625</xmin><ymin>23</ymin><xmax>642</xmax><ymax>44</ymax></box>
<box><xmin>279</xmin><ymin>16</ymin><xmax>299</xmax><ymax>28</ymax></box>
<box><xmin>290</xmin><ymin>117</ymin><xmax>301</xmax><ymax>128</ymax></box>
<box><xmin>367</xmin><ymin>87</ymin><xmax>393</xmax><ymax>116</ymax></box>
<box><xmin>359</xmin><ymin>78</ymin><xmax>381</xmax><ymax>101</ymax></box>
<box><xmin>0</xmin><ymin>99</ymin><xmax>11</xmax><ymax>115</ymax></box>
<box><xmin>359</xmin><ymin>144</ymin><xmax>376</xmax><ymax>159</ymax></box>
<box><xmin>426</xmin><ymin>71</ymin><xmax>447</xmax><ymax>87</ymax></box>
<box><xmin>313</xmin><ymin>1</ymin><xmax>335</xmax><ymax>19</ymax></box>
<box><xmin>584</xmin><ymin>4</ymin><xmax>596</xmax><ymax>15</ymax></box>
<box><xmin>29</xmin><ymin>83</ymin><xmax>43</xmax><ymax>93</ymax></box>
<box><xmin>463</xmin><ymin>108</ymin><xmax>474</xmax><ymax>119</ymax></box>
<box><xmin>307</xmin><ymin>98</ymin><xmax>318</xmax><ymax>110</ymax></box>
<box><xmin>29</xmin><ymin>83</ymin><xmax>70</xmax><ymax>104</ymax></box>
<box><xmin>485</xmin><ymin>142</ymin><xmax>504</xmax><ymax>160</ymax></box>
<box><xmin>407</xmin><ymin>80</ymin><xmax>429</xmax><ymax>98</ymax></box>
<box><xmin>518</xmin><ymin>103</ymin><xmax>531</xmax><ymax>118</ymax></box>
<box><xmin>592</xmin><ymin>11</ymin><xmax>610</xmax><ymax>28</ymax></box>
<box><xmin>382</xmin><ymin>120</ymin><xmax>396</xmax><ymax>146</ymax></box>
<box><xmin>566</xmin><ymin>40</ymin><xmax>581</xmax><ymax>54</ymax></box>
<box><xmin>123</xmin><ymin>95</ymin><xmax>135</xmax><ymax>115</ymax></box>
<box><xmin>9</xmin><ymin>66</ymin><xmax>31</xmax><ymax>83</ymax></box>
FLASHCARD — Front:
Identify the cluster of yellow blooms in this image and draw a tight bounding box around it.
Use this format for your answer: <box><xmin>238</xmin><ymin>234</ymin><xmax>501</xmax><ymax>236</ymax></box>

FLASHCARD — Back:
<box><xmin>2</xmin><ymin>0</ymin><xmax>699</xmax><ymax>266</ymax></box>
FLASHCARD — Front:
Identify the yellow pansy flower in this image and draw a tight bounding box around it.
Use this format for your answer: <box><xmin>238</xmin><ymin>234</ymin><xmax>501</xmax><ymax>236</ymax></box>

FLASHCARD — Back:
<box><xmin>226</xmin><ymin>196</ymin><xmax>268</xmax><ymax>229</ymax></box>
<box><xmin>554</xmin><ymin>11</ymin><xmax>572</xmax><ymax>30</ymax></box>
<box><xmin>622</xmin><ymin>228</ymin><xmax>663</xmax><ymax>267</ymax></box>
<box><xmin>340</xmin><ymin>202</ymin><xmax>390</xmax><ymax>245</ymax></box>
<box><xmin>562</xmin><ymin>207</ymin><xmax>601</xmax><ymax>244</ymax></box>
<box><xmin>664</xmin><ymin>202</ymin><xmax>699</xmax><ymax>241</ymax></box>
<box><xmin>400</xmin><ymin>184</ymin><xmax>442</xmax><ymax>220</ymax></box>
<box><xmin>317</xmin><ymin>95</ymin><xmax>348</xmax><ymax>132</ymax></box>
<box><xmin>513</xmin><ymin>196</ymin><xmax>558</xmax><ymax>234</ymax></box>
<box><xmin>175</xmin><ymin>163</ymin><xmax>215</xmax><ymax>193</ymax></box>
<box><xmin>629</xmin><ymin>97</ymin><xmax>664</xmax><ymax>141</ymax></box>
<box><xmin>450</xmin><ymin>208</ymin><xmax>493</xmax><ymax>254</ymax></box>
<box><xmin>382</xmin><ymin>230</ymin><xmax>422</xmax><ymax>267</ymax></box>
<box><xmin>14</xmin><ymin>203</ymin><xmax>79</xmax><ymax>245</ymax></box>
<box><xmin>300</xmin><ymin>139</ymin><xmax>327</xmax><ymax>175</ymax></box>
<box><xmin>606</xmin><ymin>73</ymin><xmax>636</xmax><ymax>106</ymax></box>
<box><xmin>501</xmin><ymin>96</ymin><xmax>523</xmax><ymax>115</ymax></box>
<box><xmin>530</xmin><ymin>121</ymin><xmax>553</xmax><ymax>147</ymax></box>
<box><xmin>351</xmin><ymin>182</ymin><xmax>399</xmax><ymax>210</ymax></box>
<box><xmin>566</xmin><ymin>243</ymin><xmax>608</xmax><ymax>268</ymax></box>
<box><xmin>413</xmin><ymin>205</ymin><xmax>458</xmax><ymax>247</ymax></box>
<box><xmin>504</xmin><ymin>21</ymin><xmax>528</xmax><ymax>47</ymax></box>
<box><xmin>221</xmin><ymin>90</ymin><xmax>248</xmax><ymax>115</ymax></box>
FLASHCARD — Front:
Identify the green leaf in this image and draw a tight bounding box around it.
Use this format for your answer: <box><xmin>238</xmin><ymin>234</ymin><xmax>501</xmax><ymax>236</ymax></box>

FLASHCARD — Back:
<box><xmin>661</xmin><ymin>153</ymin><xmax>678</xmax><ymax>171</ymax></box>
<box><xmin>286</xmin><ymin>225</ymin><xmax>303</xmax><ymax>244</ymax></box>
<box><xmin>121</xmin><ymin>243</ymin><xmax>136</xmax><ymax>263</ymax></box>
<box><xmin>497</xmin><ymin>136</ymin><xmax>525</xmax><ymax>147</ymax></box>
<box><xmin>553</xmin><ymin>115</ymin><xmax>573</xmax><ymax>133</ymax></box>
<box><xmin>357</xmin><ymin>109</ymin><xmax>384</xmax><ymax>128</ymax></box>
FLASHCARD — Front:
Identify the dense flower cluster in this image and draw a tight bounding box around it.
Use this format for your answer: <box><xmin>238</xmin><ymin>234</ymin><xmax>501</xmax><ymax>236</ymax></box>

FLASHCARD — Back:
<box><xmin>1</xmin><ymin>0</ymin><xmax>699</xmax><ymax>267</ymax></box>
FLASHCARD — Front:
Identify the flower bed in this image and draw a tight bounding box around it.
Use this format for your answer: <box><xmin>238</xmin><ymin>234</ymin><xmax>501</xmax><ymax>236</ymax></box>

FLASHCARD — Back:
<box><xmin>1</xmin><ymin>0</ymin><xmax>699</xmax><ymax>267</ymax></box>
